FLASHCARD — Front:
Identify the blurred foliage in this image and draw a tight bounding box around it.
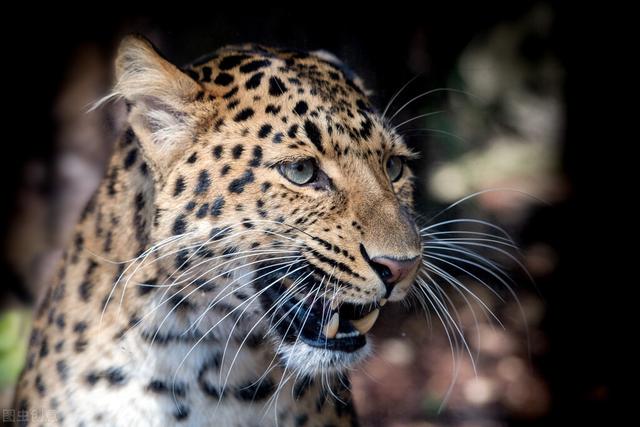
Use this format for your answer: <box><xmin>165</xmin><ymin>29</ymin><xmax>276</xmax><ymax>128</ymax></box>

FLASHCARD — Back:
<box><xmin>0</xmin><ymin>310</ymin><xmax>29</xmax><ymax>388</ymax></box>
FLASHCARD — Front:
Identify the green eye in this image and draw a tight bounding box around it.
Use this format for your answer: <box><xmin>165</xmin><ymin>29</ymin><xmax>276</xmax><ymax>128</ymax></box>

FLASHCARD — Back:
<box><xmin>279</xmin><ymin>159</ymin><xmax>317</xmax><ymax>185</ymax></box>
<box><xmin>386</xmin><ymin>156</ymin><xmax>404</xmax><ymax>182</ymax></box>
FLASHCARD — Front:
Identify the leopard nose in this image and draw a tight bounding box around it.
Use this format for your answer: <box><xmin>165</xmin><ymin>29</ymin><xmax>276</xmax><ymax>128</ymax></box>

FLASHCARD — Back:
<box><xmin>369</xmin><ymin>256</ymin><xmax>420</xmax><ymax>287</ymax></box>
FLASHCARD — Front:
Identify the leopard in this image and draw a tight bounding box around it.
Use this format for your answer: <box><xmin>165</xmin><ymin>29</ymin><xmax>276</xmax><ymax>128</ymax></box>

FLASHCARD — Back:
<box><xmin>14</xmin><ymin>35</ymin><xmax>424</xmax><ymax>426</ymax></box>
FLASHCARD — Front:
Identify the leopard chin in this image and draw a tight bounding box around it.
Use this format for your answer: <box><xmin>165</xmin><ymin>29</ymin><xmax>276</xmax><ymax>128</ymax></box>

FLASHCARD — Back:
<box><xmin>276</xmin><ymin>339</ymin><xmax>373</xmax><ymax>376</ymax></box>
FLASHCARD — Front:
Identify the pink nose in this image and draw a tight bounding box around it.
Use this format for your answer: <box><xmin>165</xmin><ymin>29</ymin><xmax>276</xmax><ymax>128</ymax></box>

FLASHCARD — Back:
<box><xmin>370</xmin><ymin>256</ymin><xmax>420</xmax><ymax>285</ymax></box>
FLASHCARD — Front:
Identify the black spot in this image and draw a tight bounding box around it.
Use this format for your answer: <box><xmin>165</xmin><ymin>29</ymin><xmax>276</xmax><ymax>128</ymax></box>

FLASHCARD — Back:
<box><xmin>213</xmin><ymin>145</ymin><xmax>223</xmax><ymax>159</ymax></box>
<box><xmin>173</xmin><ymin>215</ymin><xmax>187</xmax><ymax>235</ymax></box>
<box><xmin>288</xmin><ymin>124</ymin><xmax>299</xmax><ymax>138</ymax></box>
<box><xmin>222</xmin><ymin>86</ymin><xmax>239</xmax><ymax>99</ymax></box>
<box><xmin>75</xmin><ymin>339</ymin><xmax>88</xmax><ymax>353</ymax></box>
<box><xmin>220</xmin><ymin>164</ymin><xmax>231</xmax><ymax>176</ymax></box>
<box><xmin>201</xmin><ymin>66</ymin><xmax>212</xmax><ymax>82</ymax></box>
<box><xmin>212</xmin><ymin>118</ymin><xmax>224</xmax><ymax>133</ymax></box>
<box><xmin>272</xmin><ymin>132</ymin><xmax>284</xmax><ymax>144</ymax></box>
<box><xmin>239</xmin><ymin>59</ymin><xmax>271</xmax><ymax>73</ymax></box>
<box><xmin>107</xmin><ymin>167</ymin><xmax>119</xmax><ymax>196</ymax></box>
<box><xmin>210</xmin><ymin>227</ymin><xmax>229</xmax><ymax>241</ymax></box>
<box><xmin>86</xmin><ymin>371</ymin><xmax>100</xmax><ymax>385</ymax></box>
<box><xmin>245</xmin><ymin>71</ymin><xmax>264</xmax><ymax>89</ymax></box>
<box><xmin>123</xmin><ymin>148</ymin><xmax>138</xmax><ymax>169</ymax></box>
<box><xmin>228</xmin><ymin>170</ymin><xmax>255</xmax><ymax>194</ymax></box>
<box><xmin>78</xmin><ymin>260</ymin><xmax>98</xmax><ymax>302</ymax></box>
<box><xmin>55</xmin><ymin>313</ymin><xmax>66</xmax><ymax>330</ymax></box>
<box><xmin>175</xmin><ymin>249</ymin><xmax>191</xmax><ymax>271</ymax></box>
<box><xmin>304</xmin><ymin>120</ymin><xmax>324</xmax><ymax>153</ymax></box>
<box><xmin>105</xmin><ymin>367</ymin><xmax>127</xmax><ymax>385</ymax></box>
<box><xmin>123</xmin><ymin>127</ymin><xmax>135</xmax><ymax>146</ymax></box>
<box><xmin>356</xmin><ymin>99</ymin><xmax>370</xmax><ymax>111</ymax></box>
<box><xmin>234</xmin><ymin>378</ymin><xmax>274</xmax><ymax>401</ymax></box>
<box><xmin>293</xmin><ymin>376</ymin><xmax>314</xmax><ymax>400</ymax></box>
<box><xmin>265</xmin><ymin>104</ymin><xmax>281</xmax><ymax>115</ymax></box>
<box><xmin>249</xmin><ymin>146</ymin><xmax>263</xmax><ymax>167</ymax></box>
<box><xmin>214</xmin><ymin>72</ymin><xmax>234</xmax><ymax>86</ymax></box>
<box><xmin>233</xmin><ymin>108</ymin><xmax>255</xmax><ymax>122</ymax></box>
<box><xmin>174</xmin><ymin>177</ymin><xmax>186</xmax><ymax>197</ymax></box>
<box><xmin>258</xmin><ymin>124</ymin><xmax>272</xmax><ymax>138</ymax></box>
<box><xmin>199</xmin><ymin>380</ymin><xmax>222</xmax><ymax>399</ymax></box>
<box><xmin>293</xmin><ymin>101</ymin><xmax>308</xmax><ymax>116</ymax></box>
<box><xmin>185</xmin><ymin>201</ymin><xmax>196</xmax><ymax>211</ymax></box>
<box><xmin>73</xmin><ymin>321</ymin><xmax>87</xmax><ymax>333</ymax></box>
<box><xmin>35</xmin><ymin>375</ymin><xmax>46</xmax><ymax>396</ymax></box>
<box><xmin>196</xmin><ymin>203</ymin><xmax>209</xmax><ymax>218</ymax></box>
<box><xmin>39</xmin><ymin>337</ymin><xmax>49</xmax><ymax>358</ymax></box>
<box><xmin>218</xmin><ymin>54</ymin><xmax>249</xmax><ymax>70</ymax></box>
<box><xmin>79</xmin><ymin>281</ymin><xmax>93</xmax><ymax>302</ymax></box>
<box><xmin>261</xmin><ymin>182</ymin><xmax>272</xmax><ymax>192</ymax></box>
<box><xmin>187</xmin><ymin>152</ymin><xmax>198</xmax><ymax>163</ymax></box>
<box><xmin>138</xmin><ymin>278</ymin><xmax>157</xmax><ymax>296</ymax></box>
<box><xmin>195</xmin><ymin>170</ymin><xmax>211</xmax><ymax>194</ymax></box>
<box><xmin>147</xmin><ymin>379</ymin><xmax>168</xmax><ymax>393</ymax></box>
<box><xmin>232</xmin><ymin>144</ymin><xmax>244</xmax><ymax>159</ymax></box>
<box><xmin>210</xmin><ymin>196</ymin><xmax>225</xmax><ymax>216</ymax></box>
<box><xmin>56</xmin><ymin>360</ymin><xmax>69</xmax><ymax>381</ymax></box>
<box><xmin>268</xmin><ymin>76</ymin><xmax>287</xmax><ymax>96</ymax></box>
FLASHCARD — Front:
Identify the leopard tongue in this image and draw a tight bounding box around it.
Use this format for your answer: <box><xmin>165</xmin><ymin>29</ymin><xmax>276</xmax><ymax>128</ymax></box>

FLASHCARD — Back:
<box><xmin>350</xmin><ymin>309</ymin><xmax>380</xmax><ymax>335</ymax></box>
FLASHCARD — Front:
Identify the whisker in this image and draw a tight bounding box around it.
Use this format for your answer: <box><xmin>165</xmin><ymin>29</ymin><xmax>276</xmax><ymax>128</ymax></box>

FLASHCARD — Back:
<box><xmin>387</xmin><ymin>87</ymin><xmax>478</xmax><ymax>123</ymax></box>
<box><xmin>422</xmin><ymin>188</ymin><xmax>545</xmax><ymax>226</ymax></box>
<box><xmin>121</xmin><ymin>251</ymin><xmax>301</xmax><ymax>349</ymax></box>
<box><xmin>146</xmin><ymin>255</ymin><xmax>303</xmax><ymax>351</ymax></box>
<box><xmin>391</xmin><ymin>110</ymin><xmax>445</xmax><ymax>130</ymax></box>
<box><xmin>381</xmin><ymin>73</ymin><xmax>422</xmax><ymax>120</ymax></box>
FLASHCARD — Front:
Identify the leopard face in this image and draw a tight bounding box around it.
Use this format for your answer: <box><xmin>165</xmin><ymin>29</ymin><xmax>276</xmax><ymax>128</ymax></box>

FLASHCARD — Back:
<box><xmin>115</xmin><ymin>36</ymin><xmax>422</xmax><ymax>375</ymax></box>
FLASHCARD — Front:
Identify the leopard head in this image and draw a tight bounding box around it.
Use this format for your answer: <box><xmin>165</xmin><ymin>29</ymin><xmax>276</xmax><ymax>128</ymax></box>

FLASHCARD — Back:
<box><xmin>113</xmin><ymin>36</ymin><xmax>422</xmax><ymax>375</ymax></box>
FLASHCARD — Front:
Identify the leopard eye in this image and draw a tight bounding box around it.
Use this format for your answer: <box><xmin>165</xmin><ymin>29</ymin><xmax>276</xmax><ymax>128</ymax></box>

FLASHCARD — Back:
<box><xmin>386</xmin><ymin>156</ymin><xmax>404</xmax><ymax>182</ymax></box>
<box><xmin>279</xmin><ymin>159</ymin><xmax>317</xmax><ymax>185</ymax></box>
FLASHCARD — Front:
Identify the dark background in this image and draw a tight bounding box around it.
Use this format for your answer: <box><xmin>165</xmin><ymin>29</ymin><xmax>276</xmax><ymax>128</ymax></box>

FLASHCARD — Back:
<box><xmin>1</xmin><ymin>3</ymin><xmax>621</xmax><ymax>426</ymax></box>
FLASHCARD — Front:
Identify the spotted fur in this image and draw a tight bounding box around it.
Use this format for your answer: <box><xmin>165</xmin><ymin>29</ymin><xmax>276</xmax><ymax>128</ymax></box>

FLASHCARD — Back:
<box><xmin>15</xmin><ymin>36</ymin><xmax>422</xmax><ymax>426</ymax></box>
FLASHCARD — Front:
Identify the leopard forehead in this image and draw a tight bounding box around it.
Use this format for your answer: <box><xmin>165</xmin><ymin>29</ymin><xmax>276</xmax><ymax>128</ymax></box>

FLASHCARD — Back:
<box><xmin>182</xmin><ymin>44</ymin><xmax>411</xmax><ymax>162</ymax></box>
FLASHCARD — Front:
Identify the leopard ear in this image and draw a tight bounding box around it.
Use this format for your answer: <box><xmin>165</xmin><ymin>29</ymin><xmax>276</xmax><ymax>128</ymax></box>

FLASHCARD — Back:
<box><xmin>114</xmin><ymin>35</ymin><xmax>203</xmax><ymax>181</ymax></box>
<box><xmin>311</xmin><ymin>49</ymin><xmax>373</xmax><ymax>97</ymax></box>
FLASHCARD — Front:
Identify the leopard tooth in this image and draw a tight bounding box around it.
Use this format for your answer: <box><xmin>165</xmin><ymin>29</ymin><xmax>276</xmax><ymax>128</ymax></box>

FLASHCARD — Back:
<box><xmin>350</xmin><ymin>309</ymin><xmax>380</xmax><ymax>335</ymax></box>
<box><xmin>379</xmin><ymin>298</ymin><xmax>388</xmax><ymax>307</ymax></box>
<box><xmin>324</xmin><ymin>312</ymin><xmax>340</xmax><ymax>339</ymax></box>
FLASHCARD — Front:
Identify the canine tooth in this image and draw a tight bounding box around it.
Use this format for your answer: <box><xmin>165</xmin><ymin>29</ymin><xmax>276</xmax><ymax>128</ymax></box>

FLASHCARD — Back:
<box><xmin>379</xmin><ymin>298</ymin><xmax>387</xmax><ymax>307</ymax></box>
<box><xmin>350</xmin><ymin>309</ymin><xmax>379</xmax><ymax>335</ymax></box>
<box><xmin>324</xmin><ymin>312</ymin><xmax>340</xmax><ymax>339</ymax></box>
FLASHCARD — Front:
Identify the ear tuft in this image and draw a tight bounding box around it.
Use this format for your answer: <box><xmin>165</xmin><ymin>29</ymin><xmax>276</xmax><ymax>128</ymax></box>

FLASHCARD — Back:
<box><xmin>115</xmin><ymin>35</ymin><xmax>200</xmax><ymax>105</ymax></box>
<box><xmin>111</xmin><ymin>36</ymin><xmax>203</xmax><ymax>182</ymax></box>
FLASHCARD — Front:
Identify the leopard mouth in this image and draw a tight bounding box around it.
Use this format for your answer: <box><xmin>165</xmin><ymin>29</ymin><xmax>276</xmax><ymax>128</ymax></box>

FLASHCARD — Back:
<box><xmin>258</xmin><ymin>276</ymin><xmax>384</xmax><ymax>353</ymax></box>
